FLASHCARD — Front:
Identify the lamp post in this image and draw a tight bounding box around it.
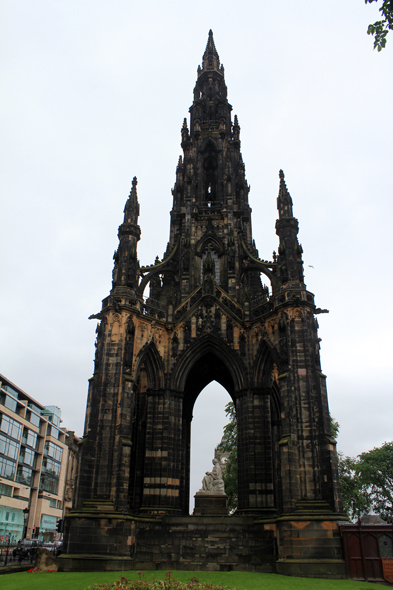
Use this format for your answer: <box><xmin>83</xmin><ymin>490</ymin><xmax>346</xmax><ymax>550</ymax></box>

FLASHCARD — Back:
<box><xmin>23</xmin><ymin>507</ymin><xmax>29</xmax><ymax>540</ymax></box>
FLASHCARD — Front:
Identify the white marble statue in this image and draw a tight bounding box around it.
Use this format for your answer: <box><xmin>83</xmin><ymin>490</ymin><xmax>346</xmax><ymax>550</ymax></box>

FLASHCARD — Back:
<box><xmin>200</xmin><ymin>458</ymin><xmax>225</xmax><ymax>494</ymax></box>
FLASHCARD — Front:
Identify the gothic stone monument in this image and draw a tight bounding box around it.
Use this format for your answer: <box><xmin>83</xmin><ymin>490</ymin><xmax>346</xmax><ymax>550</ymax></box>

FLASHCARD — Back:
<box><xmin>62</xmin><ymin>31</ymin><xmax>346</xmax><ymax>577</ymax></box>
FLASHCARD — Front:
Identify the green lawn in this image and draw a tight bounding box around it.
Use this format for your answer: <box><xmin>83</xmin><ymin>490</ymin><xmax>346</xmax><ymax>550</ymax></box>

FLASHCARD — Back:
<box><xmin>0</xmin><ymin>570</ymin><xmax>385</xmax><ymax>590</ymax></box>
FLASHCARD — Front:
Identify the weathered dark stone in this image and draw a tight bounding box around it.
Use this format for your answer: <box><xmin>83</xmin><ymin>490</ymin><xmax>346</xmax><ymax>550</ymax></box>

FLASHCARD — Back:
<box><xmin>63</xmin><ymin>31</ymin><xmax>346</xmax><ymax>578</ymax></box>
<box><xmin>193</xmin><ymin>493</ymin><xmax>228</xmax><ymax>516</ymax></box>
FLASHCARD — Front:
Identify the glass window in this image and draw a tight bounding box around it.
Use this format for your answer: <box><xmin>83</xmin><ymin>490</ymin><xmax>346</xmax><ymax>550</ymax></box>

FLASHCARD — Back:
<box><xmin>44</xmin><ymin>441</ymin><xmax>63</xmax><ymax>463</ymax></box>
<box><xmin>0</xmin><ymin>483</ymin><xmax>13</xmax><ymax>497</ymax></box>
<box><xmin>0</xmin><ymin>414</ymin><xmax>22</xmax><ymax>440</ymax></box>
<box><xmin>23</xmin><ymin>428</ymin><xmax>38</xmax><ymax>449</ymax></box>
<box><xmin>50</xmin><ymin>426</ymin><xmax>59</xmax><ymax>440</ymax></box>
<box><xmin>40</xmin><ymin>513</ymin><xmax>57</xmax><ymax>530</ymax></box>
<box><xmin>5</xmin><ymin>512</ymin><xmax>9</xmax><ymax>521</ymax></box>
<box><xmin>5</xmin><ymin>395</ymin><xmax>17</xmax><ymax>413</ymax></box>
<box><xmin>0</xmin><ymin>434</ymin><xmax>19</xmax><ymax>460</ymax></box>
<box><xmin>26</xmin><ymin>410</ymin><xmax>40</xmax><ymax>428</ymax></box>
<box><xmin>2</xmin><ymin>385</ymin><xmax>19</xmax><ymax>399</ymax></box>
<box><xmin>39</xmin><ymin>473</ymin><xmax>59</xmax><ymax>495</ymax></box>
<box><xmin>16</xmin><ymin>465</ymin><xmax>33</xmax><ymax>486</ymax></box>
<box><xmin>19</xmin><ymin>447</ymin><xmax>35</xmax><ymax>467</ymax></box>
<box><xmin>0</xmin><ymin>457</ymin><xmax>16</xmax><ymax>480</ymax></box>
<box><xmin>0</xmin><ymin>394</ymin><xmax>17</xmax><ymax>413</ymax></box>
<box><xmin>28</xmin><ymin>402</ymin><xmax>41</xmax><ymax>415</ymax></box>
<box><xmin>43</xmin><ymin>456</ymin><xmax>61</xmax><ymax>477</ymax></box>
<box><xmin>49</xmin><ymin>498</ymin><xmax>62</xmax><ymax>509</ymax></box>
<box><xmin>43</xmin><ymin>406</ymin><xmax>61</xmax><ymax>426</ymax></box>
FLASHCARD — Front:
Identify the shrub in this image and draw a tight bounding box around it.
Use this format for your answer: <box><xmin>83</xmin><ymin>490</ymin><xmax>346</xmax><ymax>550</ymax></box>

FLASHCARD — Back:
<box><xmin>82</xmin><ymin>571</ymin><xmax>235</xmax><ymax>590</ymax></box>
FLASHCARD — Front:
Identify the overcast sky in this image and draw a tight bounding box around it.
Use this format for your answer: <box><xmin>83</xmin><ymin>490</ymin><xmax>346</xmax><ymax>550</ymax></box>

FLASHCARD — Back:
<box><xmin>1</xmin><ymin>1</ymin><xmax>392</xmax><ymax>508</ymax></box>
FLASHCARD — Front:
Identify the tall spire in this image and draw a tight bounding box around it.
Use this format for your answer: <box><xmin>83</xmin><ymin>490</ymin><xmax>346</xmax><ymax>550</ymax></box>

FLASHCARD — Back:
<box><xmin>123</xmin><ymin>176</ymin><xmax>140</xmax><ymax>225</ymax></box>
<box><xmin>275</xmin><ymin>170</ymin><xmax>304</xmax><ymax>284</ymax></box>
<box><xmin>277</xmin><ymin>169</ymin><xmax>293</xmax><ymax>219</ymax></box>
<box><xmin>199</xmin><ymin>29</ymin><xmax>222</xmax><ymax>75</ymax></box>
<box><xmin>112</xmin><ymin>176</ymin><xmax>141</xmax><ymax>290</ymax></box>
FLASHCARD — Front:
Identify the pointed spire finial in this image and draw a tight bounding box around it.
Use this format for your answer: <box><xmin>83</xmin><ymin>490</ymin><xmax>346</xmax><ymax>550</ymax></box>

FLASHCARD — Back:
<box><xmin>277</xmin><ymin>169</ymin><xmax>293</xmax><ymax>218</ymax></box>
<box><xmin>129</xmin><ymin>176</ymin><xmax>138</xmax><ymax>204</ymax></box>
<box><xmin>124</xmin><ymin>175</ymin><xmax>139</xmax><ymax>220</ymax></box>
<box><xmin>181</xmin><ymin>118</ymin><xmax>189</xmax><ymax>143</ymax></box>
<box><xmin>200</xmin><ymin>29</ymin><xmax>221</xmax><ymax>74</ymax></box>
<box><xmin>233</xmin><ymin>115</ymin><xmax>240</xmax><ymax>141</ymax></box>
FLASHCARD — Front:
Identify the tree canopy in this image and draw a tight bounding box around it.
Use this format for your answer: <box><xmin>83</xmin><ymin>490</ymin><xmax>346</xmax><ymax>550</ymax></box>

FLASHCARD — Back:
<box><xmin>366</xmin><ymin>0</ymin><xmax>393</xmax><ymax>50</ymax></box>
<box><xmin>357</xmin><ymin>441</ymin><xmax>393</xmax><ymax>520</ymax></box>
<box><xmin>336</xmin><ymin>442</ymin><xmax>393</xmax><ymax>521</ymax></box>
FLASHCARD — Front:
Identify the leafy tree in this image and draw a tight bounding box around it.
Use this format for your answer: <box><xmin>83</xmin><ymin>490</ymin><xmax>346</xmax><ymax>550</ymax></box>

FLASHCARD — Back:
<box><xmin>338</xmin><ymin>453</ymin><xmax>370</xmax><ymax>520</ymax></box>
<box><xmin>216</xmin><ymin>401</ymin><xmax>237</xmax><ymax>511</ymax></box>
<box><xmin>336</xmin><ymin>442</ymin><xmax>393</xmax><ymax>521</ymax></box>
<box><xmin>357</xmin><ymin>441</ymin><xmax>393</xmax><ymax>520</ymax></box>
<box><xmin>329</xmin><ymin>417</ymin><xmax>364</xmax><ymax>519</ymax></box>
<box><xmin>365</xmin><ymin>0</ymin><xmax>393</xmax><ymax>51</ymax></box>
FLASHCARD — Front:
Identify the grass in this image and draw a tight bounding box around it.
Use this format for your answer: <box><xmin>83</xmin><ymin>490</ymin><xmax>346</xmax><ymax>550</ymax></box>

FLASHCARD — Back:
<box><xmin>0</xmin><ymin>570</ymin><xmax>384</xmax><ymax>590</ymax></box>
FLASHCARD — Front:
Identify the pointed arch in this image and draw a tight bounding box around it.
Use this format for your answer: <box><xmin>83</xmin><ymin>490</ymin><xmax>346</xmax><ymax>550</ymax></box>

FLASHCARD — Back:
<box><xmin>199</xmin><ymin>136</ymin><xmax>219</xmax><ymax>154</ymax></box>
<box><xmin>134</xmin><ymin>341</ymin><xmax>165</xmax><ymax>390</ymax></box>
<box><xmin>253</xmin><ymin>338</ymin><xmax>280</xmax><ymax>388</ymax></box>
<box><xmin>195</xmin><ymin>233</ymin><xmax>225</xmax><ymax>257</ymax></box>
<box><xmin>170</xmin><ymin>332</ymin><xmax>247</xmax><ymax>411</ymax></box>
<box><xmin>253</xmin><ymin>338</ymin><xmax>281</xmax><ymax>420</ymax></box>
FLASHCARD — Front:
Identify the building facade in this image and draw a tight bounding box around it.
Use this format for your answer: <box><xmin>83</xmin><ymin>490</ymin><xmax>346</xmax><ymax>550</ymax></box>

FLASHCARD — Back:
<box><xmin>64</xmin><ymin>32</ymin><xmax>345</xmax><ymax>577</ymax></box>
<box><xmin>0</xmin><ymin>374</ymin><xmax>78</xmax><ymax>543</ymax></box>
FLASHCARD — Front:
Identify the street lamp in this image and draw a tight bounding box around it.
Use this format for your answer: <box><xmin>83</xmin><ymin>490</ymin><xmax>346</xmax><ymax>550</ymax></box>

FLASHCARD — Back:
<box><xmin>23</xmin><ymin>507</ymin><xmax>29</xmax><ymax>540</ymax></box>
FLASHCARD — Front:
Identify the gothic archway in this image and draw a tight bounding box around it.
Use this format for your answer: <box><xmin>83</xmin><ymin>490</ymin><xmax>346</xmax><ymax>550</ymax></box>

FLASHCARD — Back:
<box><xmin>179</xmin><ymin>348</ymin><xmax>237</xmax><ymax>513</ymax></box>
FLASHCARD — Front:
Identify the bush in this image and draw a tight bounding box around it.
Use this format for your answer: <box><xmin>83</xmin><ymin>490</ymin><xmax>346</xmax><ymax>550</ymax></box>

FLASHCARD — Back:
<box><xmin>83</xmin><ymin>572</ymin><xmax>235</xmax><ymax>590</ymax></box>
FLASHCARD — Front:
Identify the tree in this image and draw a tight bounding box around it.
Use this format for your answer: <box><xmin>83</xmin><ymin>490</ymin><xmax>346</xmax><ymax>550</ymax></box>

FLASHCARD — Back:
<box><xmin>216</xmin><ymin>401</ymin><xmax>238</xmax><ymax>511</ymax></box>
<box><xmin>336</xmin><ymin>442</ymin><xmax>393</xmax><ymax>521</ymax></box>
<box><xmin>365</xmin><ymin>0</ymin><xmax>393</xmax><ymax>51</ymax></box>
<box><xmin>338</xmin><ymin>453</ymin><xmax>370</xmax><ymax>520</ymax></box>
<box><xmin>357</xmin><ymin>441</ymin><xmax>393</xmax><ymax>520</ymax></box>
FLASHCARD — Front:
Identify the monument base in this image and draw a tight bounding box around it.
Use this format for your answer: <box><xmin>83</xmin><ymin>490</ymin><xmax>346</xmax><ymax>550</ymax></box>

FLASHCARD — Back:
<box><xmin>61</xmin><ymin>512</ymin><xmax>276</xmax><ymax>573</ymax></box>
<box><xmin>61</xmin><ymin>505</ymin><xmax>346</xmax><ymax>577</ymax></box>
<box><xmin>193</xmin><ymin>492</ymin><xmax>228</xmax><ymax>516</ymax></box>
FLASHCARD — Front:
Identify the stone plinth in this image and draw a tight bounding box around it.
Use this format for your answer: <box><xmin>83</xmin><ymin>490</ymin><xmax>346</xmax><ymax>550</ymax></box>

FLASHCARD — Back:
<box><xmin>60</xmin><ymin>513</ymin><xmax>276</xmax><ymax>573</ymax></box>
<box><xmin>193</xmin><ymin>492</ymin><xmax>228</xmax><ymax>516</ymax></box>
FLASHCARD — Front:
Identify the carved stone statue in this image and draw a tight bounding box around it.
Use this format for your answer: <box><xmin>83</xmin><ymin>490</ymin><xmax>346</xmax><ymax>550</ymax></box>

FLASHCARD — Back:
<box><xmin>200</xmin><ymin>458</ymin><xmax>225</xmax><ymax>494</ymax></box>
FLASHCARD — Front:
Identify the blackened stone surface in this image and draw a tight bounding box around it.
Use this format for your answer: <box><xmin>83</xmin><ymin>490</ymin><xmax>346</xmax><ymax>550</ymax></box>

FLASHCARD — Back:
<box><xmin>193</xmin><ymin>493</ymin><xmax>228</xmax><ymax>515</ymax></box>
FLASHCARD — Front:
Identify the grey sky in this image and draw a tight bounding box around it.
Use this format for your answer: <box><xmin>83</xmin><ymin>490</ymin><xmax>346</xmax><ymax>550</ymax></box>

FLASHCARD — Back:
<box><xmin>1</xmin><ymin>1</ymin><xmax>392</xmax><ymax>505</ymax></box>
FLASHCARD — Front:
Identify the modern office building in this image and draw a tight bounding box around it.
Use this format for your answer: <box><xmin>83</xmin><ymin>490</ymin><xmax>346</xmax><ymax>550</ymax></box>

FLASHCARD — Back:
<box><xmin>0</xmin><ymin>373</ymin><xmax>78</xmax><ymax>543</ymax></box>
